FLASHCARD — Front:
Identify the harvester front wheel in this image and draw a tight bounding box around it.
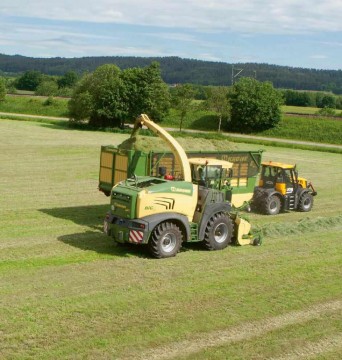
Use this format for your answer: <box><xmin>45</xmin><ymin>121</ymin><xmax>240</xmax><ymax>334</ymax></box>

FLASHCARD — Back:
<box><xmin>203</xmin><ymin>212</ymin><xmax>233</xmax><ymax>250</ymax></box>
<box><xmin>148</xmin><ymin>222</ymin><xmax>182</xmax><ymax>258</ymax></box>
<box><xmin>298</xmin><ymin>192</ymin><xmax>313</xmax><ymax>212</ymax></box>
<box><xmin>262</xmin><ymin>195</ymin><xmax>281</xmax><ymax>215</ymax></box>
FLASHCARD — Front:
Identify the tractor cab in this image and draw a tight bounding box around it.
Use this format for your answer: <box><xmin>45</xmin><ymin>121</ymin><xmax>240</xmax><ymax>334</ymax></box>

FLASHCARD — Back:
<box><xmin>259</xmin><ymin>162</ymin><xmax>298</xmax><ymax>195</ymax></box>
<box><xmin>189</xmin><ymin>158</ymin><xmax>233</xmax><ymax>190</ymax></box>
<box><xmin>253</xmin><ymin>161</ymin><xmax>317</xmax><ymax>215</ymax></box>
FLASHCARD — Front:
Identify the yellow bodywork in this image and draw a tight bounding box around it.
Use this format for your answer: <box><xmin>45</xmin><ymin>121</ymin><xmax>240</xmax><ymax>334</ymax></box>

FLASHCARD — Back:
<box><xmin>234</xmin><ymin>215</ymin><xmax>254</xmax><ymax>245</ymax></box>
<box><xmin>188</xmin><ymin>157</ymin><xmax>233</xmax><ymax>169</ymax></box>
<box><xmin>260</xmin><ymin>161</ymin><xmax>308</xmax><ymax>195</ymax></box>
<box><xmin>136</xmin><ymin>184</ymin><xmax>199</xmax><ymax>222</ymax></box>
<box><xmin>297</xmin><ymin>177</ymin><xmax>307</xmax><ymax>188</ymax></box>
<box><xmin>261</xmin><ymin>161</ymin><xmax>295</xmax><ymax>169</ymax></box>
<box><xmin>275</xmin><ymin>182</ymin><xmax>287</xmax><ymax>195</ymax></box>
<box><xmin>231</xmin><ymin>192</ymin><xmax>254</xmax><ymax>207</ymax></box>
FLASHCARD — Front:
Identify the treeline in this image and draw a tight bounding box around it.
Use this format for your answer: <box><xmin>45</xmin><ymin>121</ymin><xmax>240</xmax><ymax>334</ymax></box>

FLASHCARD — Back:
<box><xmin>281</xmin><ymin>89</ymin><xmax>342</xmax><ymax>110</ymax></box>
<box><xmin>3</xmin><ymin>67</ymin><xmax>342</xmax><ymax>111</ymax></box>
<box><xmin>0</xmin><ymin>53</ymin><xmax>341</xmax><ymax>94</ymax></box>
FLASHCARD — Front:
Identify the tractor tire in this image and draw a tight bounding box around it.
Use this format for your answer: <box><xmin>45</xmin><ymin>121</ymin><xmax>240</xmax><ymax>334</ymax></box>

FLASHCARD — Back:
<box><xmin>203</xmin><ymin>212</ymin><xmax>233</xmax><ymax>250</ymax></box>
<box><xmin>262</xmin><ymin>195</ymin><xmax>281</xmax><ymax>215</ymax></box>
<box><xmin>148</xmin><ymin>222</ymin><xmax>182</xmax><ymax>258</ymax></box>
<box><xmin>298</xmin><ymin>192</ymin><xmax>313</xmax><ymax>212</ymax></box>
<box><xmin>251</xmin><ymin>188</ymin><xmax>264</xmax><ymax>212</ymax></box>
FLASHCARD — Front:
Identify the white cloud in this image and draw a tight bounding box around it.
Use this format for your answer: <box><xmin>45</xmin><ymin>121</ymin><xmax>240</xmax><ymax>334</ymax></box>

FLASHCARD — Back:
<box><xmin>2</xmin><ymin>0</ymin><xmax>342</xmax><ymax>34</ymax></box>
<box><xmin>310</xmin><ymin>55</ymin><xmax>328</xmax><ymax>59</ymax></box>
<box><xmin>1</xmin><ymin>1</ymin><xmax>341</xmax><ymax>69</ymax></box>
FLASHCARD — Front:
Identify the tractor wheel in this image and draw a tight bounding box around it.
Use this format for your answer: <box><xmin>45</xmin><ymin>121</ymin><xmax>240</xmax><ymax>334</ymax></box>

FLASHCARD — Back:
<box><xmin>148</xmin><ymin>222</ymin><xmax>182</xmax><ymax>258</ymax></box>
<box><xmin>262</xmin><ymin>195</ymin><xmax>281</xmax><ymax>215</ymax></box>
<box><xmin>298</xmin><ymin>192</ymin><xmax>313</xmax><ymax>212</ymax></box>
<box><xmin>203</xmin><ymin>212</ymin><xmax>233</xmax><ymax>250</ymax></box>
<box><xmin>251</xmin><ymin>188</ymin><xmax>264</xmax><ymax>212</ymax></box>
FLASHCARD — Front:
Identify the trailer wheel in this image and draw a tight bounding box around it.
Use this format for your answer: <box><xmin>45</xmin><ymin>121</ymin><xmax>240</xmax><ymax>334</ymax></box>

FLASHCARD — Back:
<box><xmin>262</xmin><ymin>195</ymin><xmax>281</xmax><ymax>215</ymax></box>
<box><xmin>148</xmin><ymin>222</ymin><xmax>182</xmax><ymax>258</ymax></box>
<box><xmin>203</xmin><ymin>212</ymin><xmax>233</xmax><ymax>250</ymax></box>
<box><xmin>298</xmin><ymin>192</ymin><xmax>313</xmax><ymax>212</ymax></box>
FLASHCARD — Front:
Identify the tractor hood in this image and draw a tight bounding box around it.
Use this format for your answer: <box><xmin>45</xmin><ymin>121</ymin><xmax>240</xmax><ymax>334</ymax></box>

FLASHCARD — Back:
<box><xmin>111</xmin><ymin>176</ymin><xmax>195</xmax><ymax>219</ymax></box>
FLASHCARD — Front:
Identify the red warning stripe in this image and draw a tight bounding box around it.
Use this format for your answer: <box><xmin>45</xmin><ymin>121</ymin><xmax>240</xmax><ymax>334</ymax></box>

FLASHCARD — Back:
<box><xmin>129</xmin><ymin>230</ymin><xmax>144</xmax><ymax>243</ymax></box>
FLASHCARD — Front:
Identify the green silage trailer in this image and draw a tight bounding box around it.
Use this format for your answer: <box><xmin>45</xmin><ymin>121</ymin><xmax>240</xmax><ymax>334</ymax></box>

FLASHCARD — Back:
<box><xmin>99</xmin><ymin>146</ymin><xmax>263</xmax><ymax>208</ymax></box>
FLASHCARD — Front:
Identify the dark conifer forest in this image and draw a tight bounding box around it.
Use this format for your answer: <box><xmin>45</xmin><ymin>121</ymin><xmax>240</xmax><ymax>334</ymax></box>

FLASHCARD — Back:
<box><xmin>0</xmin><ymin>53</ymin><xmax>341</xmax><ymax>94</ymax></box>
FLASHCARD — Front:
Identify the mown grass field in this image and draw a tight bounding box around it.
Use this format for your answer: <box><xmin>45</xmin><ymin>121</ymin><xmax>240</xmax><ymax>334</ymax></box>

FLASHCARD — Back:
<box><xmin>1</xmin><ymin>119</ymin><xmax>341</xmax><ymax>359</ymax></box>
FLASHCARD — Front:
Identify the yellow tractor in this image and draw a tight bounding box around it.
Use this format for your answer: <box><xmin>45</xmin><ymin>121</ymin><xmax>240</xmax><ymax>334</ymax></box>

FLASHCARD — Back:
<box><xmin>252</xmin><ymin>161</ymin><xmax>317</xmax><ymax>215</ymax></box>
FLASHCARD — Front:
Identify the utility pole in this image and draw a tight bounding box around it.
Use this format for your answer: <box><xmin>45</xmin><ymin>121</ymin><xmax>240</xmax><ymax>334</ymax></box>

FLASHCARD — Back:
<box><xmin>231</xmin><ymin>65</ymin><xmax>243</xmax><ymax>85</ymax></box>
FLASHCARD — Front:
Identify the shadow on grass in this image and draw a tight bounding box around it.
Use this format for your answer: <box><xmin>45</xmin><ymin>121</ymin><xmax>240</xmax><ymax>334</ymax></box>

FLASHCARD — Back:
<box><xmin>40</xmin><ymin>204</ymin><xmax>108</xmax><ymax>230</ymax></box>
<box><xmin>58</xmin><ymin>230</ymin><xmax>150</xmax><ymax>258</ymax></box>
<box><xmin>40</xmin><ymin>204</ymin><xmax>149</xmax><ymax>258</ymax></box>
<box><xmin>40</xmin><ymin>204</ymin><xmax>217</xmax><ymax>258</ymax></box>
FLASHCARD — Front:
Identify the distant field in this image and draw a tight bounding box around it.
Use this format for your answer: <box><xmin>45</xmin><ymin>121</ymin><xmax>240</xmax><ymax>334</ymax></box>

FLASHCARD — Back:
<box><xmin>282</xmin><ymin>105</ymin><xmax>321</xmax><ymax>114</ymax></box>
<box><xmin>0</xmin><ymin>95</ymin><xmax>69</xmax><ymax>117</ymax></box>
<box><xmin>165</xmin><ymin>110</ymin><xmax>342</xmax><ymax>145</ymax></box>
<box><xmin>251</xmin><ymin>115</ymin><xmax>342</xmax><ymax>145</ymax></box>
<box><xmin>0</xmin><ymin>119</ymin><xmax>341</xmax><ymax>359</ymax></box>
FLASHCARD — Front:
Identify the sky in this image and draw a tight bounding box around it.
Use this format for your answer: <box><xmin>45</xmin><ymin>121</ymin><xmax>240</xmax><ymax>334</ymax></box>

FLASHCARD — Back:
<box><xmin>0</xmin><ymin>0</ymin><xmax>341</xmax><ymax>70</ymax></box>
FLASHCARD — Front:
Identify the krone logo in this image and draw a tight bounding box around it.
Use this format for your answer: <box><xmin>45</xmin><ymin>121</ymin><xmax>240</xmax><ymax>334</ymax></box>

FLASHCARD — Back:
<box><xmin>171</xmin><ymin>186</ymin><xmax>191</xmax><ymax>194</ymax></box>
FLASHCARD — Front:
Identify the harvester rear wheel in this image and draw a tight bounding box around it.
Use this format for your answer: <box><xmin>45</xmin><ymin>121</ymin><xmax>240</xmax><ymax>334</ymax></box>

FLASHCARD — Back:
<box><xmin>298</xmin><ymin>192</ymin><xmax>313</xmax><ymax>212</ymax></box>
<box><xmin>262</xmin><ymin>195</ymin><xmax>281</xmax><ymax>215</ymax></box>
<box><xmin>148</xmin><ymin>222</ymin><xmax>182</xmax><ymax>258</ymax></box>
<box><xmin>203</xmin><ymin>212</ymin><xmax>233</xmax><ymax>250</ymax></box>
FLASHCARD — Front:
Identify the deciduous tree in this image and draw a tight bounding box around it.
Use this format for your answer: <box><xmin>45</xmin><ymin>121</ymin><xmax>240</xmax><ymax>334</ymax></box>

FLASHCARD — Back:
<box><xmin>228</xmin><ymin>78</ymin><xmax>283</xmax><ymax>132</ymax></box>
<box><xmin>16</xmin><ymin>70</ymin><xmax>43</xmax><ymax>91</ymax></box>
<box><xmin>57</xmin><ymin>71</ymin><xmax>78</xmax><ymax>89</ymax></box>
<box><xmin>0</xmin><ymin>77</ymin><xmax>6</xmax><ymax>101</ymax></box>
<box><xmin>171</xmin><ymin>84</ymin><xmax>195</xmax><ymax>131</ymax></box>
<box><xmin>35</xmin><ymin>80</ymin><xmax>58</xmax><ymax>96</ymax></box>
<box><xmin>203</xmin><ymin>86</ymin><xmax>230</xmax><ymax>131</ymax></box>
<box><xmin>68</xmin><ymin>62</ymin><xmax>170</xmax><ymax>128</ymax></box>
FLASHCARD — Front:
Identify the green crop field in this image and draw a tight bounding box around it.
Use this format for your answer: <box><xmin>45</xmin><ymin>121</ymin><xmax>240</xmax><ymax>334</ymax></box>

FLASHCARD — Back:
<box><xmin>0</xmin><ymin>95</ymin><xmax>69</xmax><ymax>117</ymax></box>
<box><xmin>1</xmin><ymin>119</ymin><xmax>342</xmax><ymax>359</ymax></box>
<box><xmin>282</xmin><ymin>105</ymin><xmax>322</xmax><ymax>115</ymax></box>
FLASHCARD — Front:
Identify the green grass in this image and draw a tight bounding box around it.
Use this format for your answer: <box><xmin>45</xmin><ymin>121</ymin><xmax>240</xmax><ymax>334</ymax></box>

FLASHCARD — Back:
<box><xmin>0</xmin><ymin>119</ymin><xmax>341</xmax><ymax>359</ymax></box>
<box><xmin>0</xmin><ymin>95</ymin><xmax>69</xmax><ymax>117</ymax></box>
<box><xmin>163</xmin><ymin>108</ymin><xmax>342</xmax><ymax>145</ymax></box>
<box><xmin>252</xmin><ymin>115</ymin><xmax>342</xmax><ymax>145</ymax></box>
<box><xmin>282</xmin><ymin>105</ymin><xmax>322</xmax><ymax>115</ymax></box>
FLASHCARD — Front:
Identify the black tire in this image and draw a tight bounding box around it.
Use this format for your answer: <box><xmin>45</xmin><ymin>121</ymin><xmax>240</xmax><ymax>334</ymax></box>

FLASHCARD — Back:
<box><xmin>262</xmin><ymin>195</ymin><xmax>281</xmax><ymax>215</ymax></box>
<box><xmin>298</xmin><ymin>192</ymin><xmax>313</xmax><ymax>212</ymax></box>
<box><xmin>251</xmin><ymin>188</ymin><xmax>264</xmax><ymax>212</ymax></box>
<box><xmin>203</xmin><ymin>212</ymin><xmax>233</xmax><ymax>250</ymax></box>
<box><xmin>148</xmin><ymin>222</ymin><xmax>182</xmax><ymax>258</ymax></box>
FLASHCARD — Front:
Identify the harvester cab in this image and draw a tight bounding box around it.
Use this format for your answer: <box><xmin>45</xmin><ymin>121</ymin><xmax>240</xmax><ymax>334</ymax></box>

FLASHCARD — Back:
<box><xmin>104</xmin><ymin>114</ymin><xmax>260</xmax><ymax>258</ymax></box>
<box><xmin>252</xmin><ymin>161</ymin><xmax>317</xmax><ymax>215</ymax></box>
<box><xmin>189</xmin><ymin>157</ymin><xmax>233</xmax><ymax>190</ymax></box>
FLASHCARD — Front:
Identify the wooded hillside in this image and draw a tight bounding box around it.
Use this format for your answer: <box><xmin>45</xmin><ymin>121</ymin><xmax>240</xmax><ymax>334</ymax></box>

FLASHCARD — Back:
<box><xmin>1</xmin><ymin>53</ymin><xmax>341</xmax><ymax>93</ymax></box>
